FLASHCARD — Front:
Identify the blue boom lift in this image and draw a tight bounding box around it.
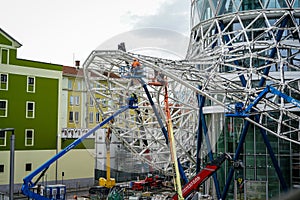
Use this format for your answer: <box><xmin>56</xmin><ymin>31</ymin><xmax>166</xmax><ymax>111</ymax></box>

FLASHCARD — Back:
<box><xmin>21</xmin><ymin>94</ymin><xmax>138</xmax><ymax>200</ymax></box>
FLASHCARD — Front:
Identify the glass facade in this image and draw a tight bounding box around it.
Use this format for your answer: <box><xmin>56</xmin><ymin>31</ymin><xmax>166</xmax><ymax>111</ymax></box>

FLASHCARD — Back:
<box><xmin>191</xmin><ymin>0</ymin><xmax>291</xmax><ymax>27</ymax></box>
<box><xmin>216</xmin><ymin>117</ymin><xmax>293</xmax><ymax>198</ymax></box>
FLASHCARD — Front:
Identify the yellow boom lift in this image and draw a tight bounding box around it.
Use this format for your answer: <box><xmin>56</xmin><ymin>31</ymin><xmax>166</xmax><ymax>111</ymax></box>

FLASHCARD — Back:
<box><xmin>164</xmin><ymin>83</ymin><xmax>184</xmax><ymax>200</ymax></box>
<box><xmin>99</xmin><ymin>119</ymin><xmax>116</xmax><ymax>188</ymax></box>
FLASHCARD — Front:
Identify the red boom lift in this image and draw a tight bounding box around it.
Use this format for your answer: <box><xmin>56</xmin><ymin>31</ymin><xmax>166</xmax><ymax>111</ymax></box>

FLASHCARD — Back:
<box><xmin>172</xmin><ymin>153</ymin><xmax>232</xmax><ymax>200</ymax></box>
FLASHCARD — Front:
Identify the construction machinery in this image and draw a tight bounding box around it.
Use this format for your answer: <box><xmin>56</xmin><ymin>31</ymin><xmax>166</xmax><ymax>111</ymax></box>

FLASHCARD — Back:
<box><xmin>99</xmin><ymin>119</ymin><xmax>116</xmax><ymax>188</ymax></box>
<box><xmin>172</xmin><ymin>153</ymin><xmax>232</xmax><ymax>200</ymax></box>
<box><xmin>123</xmin><ymin>67</ymin><xmax>188</xmax><ymax>198</ymax></box>
<box><xmin>164</xmin><ymin>82</ymin><xmax>184</xmax><ymax>200</ymax></box>
<box><xmin>21</xmin><ymin>94</ymin><xmax>138</xmax><ymax>200</ymax></box>
<box><xmin>131</xmin><ymin>174</ymin><xmax>164</xmax><ymax>191</ymax></box>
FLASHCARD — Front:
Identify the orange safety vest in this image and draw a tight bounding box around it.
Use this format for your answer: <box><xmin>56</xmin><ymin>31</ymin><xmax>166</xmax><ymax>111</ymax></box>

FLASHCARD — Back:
<box><xmin>132</xmin><ymin>60</ymin><xmax>141</xmax><ymax>68</ymax></box>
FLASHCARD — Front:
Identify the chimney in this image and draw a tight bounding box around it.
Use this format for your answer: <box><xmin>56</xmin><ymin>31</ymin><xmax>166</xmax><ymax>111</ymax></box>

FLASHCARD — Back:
<box><xmin>75</xmin><ymin>60</ymin><xmax>80</xmax><ymax>69</ymax></box>
<box><xmin>118</xmin><ymin>42</ymin><xmax>126</xmax><ymax>52</ymax></box>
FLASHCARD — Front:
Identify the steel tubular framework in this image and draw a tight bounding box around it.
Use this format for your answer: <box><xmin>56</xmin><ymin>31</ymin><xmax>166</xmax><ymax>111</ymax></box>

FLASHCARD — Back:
<box><xmin>83</xmin><ymin>50</ymin><xmax>201</xmax><ymax>177</ymax></box>
<box><xmin>83</xmin><ymin>0</ymin><xmax>300</xmax><ymax>198</ymax></box>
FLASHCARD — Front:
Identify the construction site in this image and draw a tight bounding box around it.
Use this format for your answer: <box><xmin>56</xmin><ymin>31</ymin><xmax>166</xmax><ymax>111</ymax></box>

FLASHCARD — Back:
<box><xmin>15</xmin><ymin>0</ymin><xmax>300</xmax><ymax>199</ymax></box>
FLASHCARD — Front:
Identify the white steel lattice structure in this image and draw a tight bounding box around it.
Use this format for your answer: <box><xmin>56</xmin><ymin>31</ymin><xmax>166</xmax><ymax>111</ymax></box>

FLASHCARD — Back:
<box><xmin>83</xmin><ymin>0</ymin><xmax>300</xmax><ymax>199</ymax></box>
<box><xmin>185</xmin><ymin>0</ymin><xmax>300</xmax><ymax>145</ymax></box>
<box><xmin>83</xmin><ymin>50</ymin><xmax>201</xmax><ymax>177</ymax></box>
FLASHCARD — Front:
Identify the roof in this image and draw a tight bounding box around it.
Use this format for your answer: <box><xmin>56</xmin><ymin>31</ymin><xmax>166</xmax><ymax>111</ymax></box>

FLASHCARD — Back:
<box><xmin>63</xmin><ymin>66</ymin><xmax>120</xmax><ymax>78</ymax></box>
<box><xmin>62</xmin><ymin>66</ymin><xmax>84</xmax><ymax>77</ymax></box>
<box><xmin>0</xmin><ymin>28</ymin><xmax>22</xmax><ymax>48</ymax></box>
<box><xmin>103</xmin><ymin>71</ymin><xmax>120</xmax><ymax>78</ymax></box>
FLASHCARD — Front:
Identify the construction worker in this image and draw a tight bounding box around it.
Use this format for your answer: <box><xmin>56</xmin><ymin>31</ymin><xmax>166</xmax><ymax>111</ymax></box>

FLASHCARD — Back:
<box><xmin>131</xmin><ymin>58</ymin><xmax>141</xmax><ymax>68</ymax></box>
<box><xmin>152</xmin><ymin>61</ymin><xmax>159</xmax><ymax>81</ymax></box>
<box><xmin>131</xmin><ymin>58</ymin><xmax>141</xmax><ymax>76</ymax></box>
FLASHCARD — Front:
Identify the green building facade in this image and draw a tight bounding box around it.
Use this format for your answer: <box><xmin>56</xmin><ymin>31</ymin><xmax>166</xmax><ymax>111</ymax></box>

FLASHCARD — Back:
<box><xmin>0</xmin><ymin>28</ymin><xmax>62</xmax><ymax>192</ymax></box>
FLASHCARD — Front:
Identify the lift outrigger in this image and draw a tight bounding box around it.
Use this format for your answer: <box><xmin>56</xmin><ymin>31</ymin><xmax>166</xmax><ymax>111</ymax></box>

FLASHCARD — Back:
<box><xmin>21</xmin><ymin>94</ymin><xmax>139</xmax><ymax>200</ymax></box>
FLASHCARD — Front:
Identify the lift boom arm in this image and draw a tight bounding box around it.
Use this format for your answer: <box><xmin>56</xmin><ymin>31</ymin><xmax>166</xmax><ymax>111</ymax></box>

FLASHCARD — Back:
<box><xmin>21</xmin><ymin>95</ymin><xmax>138</xmax><ymax>200</ymax></box>
<box><xmin>164</xmin><ymin>84</ymin><xmax>184</xmax><ymax>200</ymax></box>
<box><xmin>172</xmin><ymin>153</ymin><xmax>231</xmax><ymax>200</ymax></box>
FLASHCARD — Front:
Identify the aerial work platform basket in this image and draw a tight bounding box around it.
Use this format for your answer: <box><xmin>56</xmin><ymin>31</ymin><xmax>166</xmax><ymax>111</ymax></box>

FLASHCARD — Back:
<box><xmin>121</xmin><ymin>66</ymin><xmax>146</xmax><ymax>78</ymax></box>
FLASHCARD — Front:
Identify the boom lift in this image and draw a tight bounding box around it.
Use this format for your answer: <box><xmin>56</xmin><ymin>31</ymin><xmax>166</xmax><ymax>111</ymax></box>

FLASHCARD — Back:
<box><xmin>172</xmin><ymin>153</ymin><xmax>232</xmax><ymax>200</ymax></box>
<box><xmin>164</xmin><ymin>83</ymin><xmax>184</xmax><ymax>200</ymax></box>
<box><xmin>99</xmin><ymin>119</ymin><xmax>115</xmax><ymax>188</ymax></box>
<box><xmin>122</xmin><ymin>63</ymin><xmax>188</xmax><ymax>196</ymax></box>
<box><xmin>121</xmin><ymin>62</ymin><xmax>189</xmax><ymax>183</ymax></box>
<box><xmin>226</xmin><ymin>85</ymin><xmax>300</xmax><ymax>117</ymax></box>
<box><xmin>21</xmin><ymin>94</ymin><xmax>139</xmax><ymax>200</ymax></box>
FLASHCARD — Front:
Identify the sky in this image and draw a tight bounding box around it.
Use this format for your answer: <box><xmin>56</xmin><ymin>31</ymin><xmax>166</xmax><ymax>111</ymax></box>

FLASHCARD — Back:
<box><xmin>0</xmin><ymin>0</ymin><xmax>191</xmax><ymax>66</ymax></box>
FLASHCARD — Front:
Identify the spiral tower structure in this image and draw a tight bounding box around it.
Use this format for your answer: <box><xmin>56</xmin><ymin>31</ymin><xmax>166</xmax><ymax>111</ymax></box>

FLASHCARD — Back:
<box><xmin>186</xmin><ymin>0</ymin><xmax>300</xmax><ymax>199</ymax></box>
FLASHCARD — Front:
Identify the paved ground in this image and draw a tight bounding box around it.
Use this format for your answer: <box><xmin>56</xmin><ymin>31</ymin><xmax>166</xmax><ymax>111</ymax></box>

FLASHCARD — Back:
<box><xmin>11</xmin><ymin>187</ymin><xmax>90</xmax><ymax>200</ymax></box>
<box><xmin>66</xmin><ymin>188</ymin><xmax>90</xmax><ymax>199</ymax></box>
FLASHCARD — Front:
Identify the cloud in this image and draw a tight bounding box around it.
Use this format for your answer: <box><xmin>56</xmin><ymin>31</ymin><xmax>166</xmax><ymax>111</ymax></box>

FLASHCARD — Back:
<box><xmin>126</xmin><ymin>0</ymin><xmax>190</xmax><ymax>35</ymax></box>
<box><xmin>97</xmin><ymin>28</ymin><xmax>189</xmax><ymax>59</ymax></box>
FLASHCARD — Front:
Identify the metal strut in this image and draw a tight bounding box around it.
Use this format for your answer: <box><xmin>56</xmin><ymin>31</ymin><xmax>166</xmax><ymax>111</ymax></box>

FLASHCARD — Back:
<box><xmin>198</xmin><ymin>91</ymin><xmax>222</xmax><ymax>199</ymax></box>
<box><xmin>138</xmin><ymin>78</ymin><xmax>188</xmax><ymax>184</ymax></box>
<box><xmin>222</xmin><ymin>16</ymin><xmax>289</xmax><ymax>200</ymax></box>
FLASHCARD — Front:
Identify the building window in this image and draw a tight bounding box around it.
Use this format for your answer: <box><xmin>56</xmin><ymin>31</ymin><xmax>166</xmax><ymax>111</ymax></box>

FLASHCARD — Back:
<box><xmin>25</xmin><ymin>163</ymin><xmax>32</xmax><ymax>171</ymax></box>
<box><xmin>69</xmin><ymin>111</ymin><xmax>74</xmax><ymax>122</ymax></box>
<box><xmin>68</xmin><ymin>79</ymin><xmax>72</xmax><ymax>89</ymax></box>
<box><xmin>1</xmin><ymin>49</ymin><xmax>9</xmax><ymax>64</ymax></box>
<box><xmin>0</xmin><ymin>73</ymin><xmax>8</xmax><ymax>90</ymax></box>
<box><xmin>89</xmin><ymin>96</ymin><xmax>94</xmax><ymax>106</ymax></box>
<box><xmin>0</xmin><ymin>100</ymin><xmax>7</xmax><ymax>117</ymax></box>
<box><xmin>75</xmin><ymin>96</ymin><xmax>80</xmax><ymax>105</ymax></box>
<box><xmin>75</xmin><ymin>112</ymin><xmax>79</xmax><ymax>123</ymax></box>
<box><xmin>25</xmin><ymin>129</ymin><xmax>34</xmax><ymax>146</ymax></box>
<box><xmin>96</xmin><ymin>112</ymin><xmax>100</xmax><ymax>123</ymax></box>
<box><xmin>89</xmin><ymin>112</ymin><xmax>94</xmax><ymax>123</ymax></box>
<box><xmin>27</xmin><ymin>76</ymin><xmax>35</xmax><ymax>93</ymax></box>
<box><xmin>26</xmin><ymin>101</ymin><xmax>35</xmax><ymax>118</ymax></box>
<box><xmin>70</xmin><ymin>96</ymin><xmax>74</xmax><ymax>105</ymax></box>
<box><xmin>0</xmin><ymin>131</ymin><xmax>6</xmax><ymax>146</ymax></box>
<box><xmin>0</xmin><ymin>165</ymin><xmax>4</xmax><ymax>173</ymax></box>
<box><xmin>77</xmin><ymin>81</ymin><xmax>81</xmax><ymax>90</ymax></box>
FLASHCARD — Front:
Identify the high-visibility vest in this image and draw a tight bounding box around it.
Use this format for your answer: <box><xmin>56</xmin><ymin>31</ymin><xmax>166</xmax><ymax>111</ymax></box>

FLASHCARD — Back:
<box><xmin>132</xmin><ymin>61</ymin><xmax>141</xmax><ymax>68</ymax></box>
